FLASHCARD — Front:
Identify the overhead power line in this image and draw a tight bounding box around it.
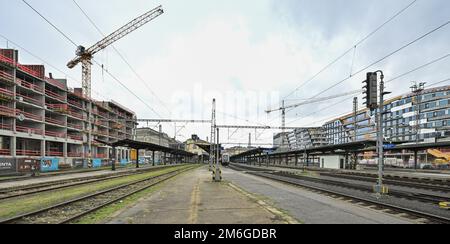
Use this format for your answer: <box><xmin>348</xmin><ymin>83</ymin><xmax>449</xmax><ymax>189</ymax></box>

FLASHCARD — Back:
<box><xmin>284</xmin><ymin>52</ymin><xmax>450</xmax><ymax>126</ymax></box>
<box><xmin>92</xmin><ymin>59</ymin><xmax>163</xmax><ymax>118</ymax></box>
<box><xmin>21</xmin><ymin>0</ymin><xmax>78</xmax><ymax>47</ymax></box>
<box><xmin>21</xmin><ymin>0</ymin><xmax>164</xmax><ymax>119</ymax></box>
<box><xmin>312</xmin><ymin>19</ymin><xmax>450</xmax><ymax>99</ymax></box>
<box><xmin>71</xmin><ymin>0</ymin><xmax>171</xmax><ymax>115</ymax></box>
<box><xmin>0</xmin><ymin>33</ymin><xmax>110</xmax><ymax>100</ymax></box>
<box><xmin>282</xmin><ymin>0</ymin><xmax>419</xmax><ymax>100</ymax></box>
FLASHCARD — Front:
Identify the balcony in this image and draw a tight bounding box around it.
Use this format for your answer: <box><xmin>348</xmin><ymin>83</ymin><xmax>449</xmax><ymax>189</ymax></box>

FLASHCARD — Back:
<box><xmin>68</xmin><ymin>134</ymin><xmax>83</xmax><ymax>141</ymax></box>
<box><xmin>17</xmin><ymin>94</ymin><xmax>43</xmax><ymax>107</ymax></box>
<box><xmin>68</xmin><ymin>99</ymin><xmax>83</xmax><ymax>109</ymax></box>
<box><xmin>94</xmin><ymin>130</ymin><xmax>109</xmax><ymax>137</ymax></box>
<box><xmin>46</xmin><ymin>103</ymin><xmax>68</xmax><ymax>114</ymax></box>
<box><xmin>16</xmin><ymin>78</ymin><xmax>44</xmax><ymax>93</ymax></box>
<box><xmin>16</xmin><ymin>110</ymin><xmax>43</xmax><ymax>122</ymax></box>
<box><xmin>45</xmin><ymin>117</ymin><xmax>65</xmax><ymax>126</ymax></box>
<box><xmin>94</xmin><ymin>120</ymin><xmax>108</xmax><ymax>127</ymax></box>
<box><xmin>67</xmin><ymin>122</ymin><xmax>83</xmax><ymax>130</ymax></box>
<box><xmin>0</xmin><ymin>105</ymin><xmax>15</xmax><ymax>117</ymax></box>
<box><xmin>16</xmin><ymin>126</ymin><xmax>44</xmax><ymax>135</ymax></box>
<box><xmin>45</xmin><ymin>89</ymin><xmax>65</xmax><ymax>102</ymax></box>
<box><xmin>46</xmin><ymin>151</ymin><xmax>63</xmax><ymax>157</ymax></box>
<box><xmin>0</xmin><ymin>149</ymin><xmax>10</xmax><ymax>156</ymax></box>
<box><xmin>0</xmin><ymin>53</ymin><xmax>41</xmax><ymax>78</ymax></box>
<box><xmin>17</xmin><ymin>150</ymin><xmax>41</xmax><ymax>157</ymax></box>
<box><xmin>67</xmin><ymin>109</ymin><xmax>84</xmax><ymax>120</ymax></box>
<box><xmin>0</xmin><ymin>87</ymin><xmax>14</xmax><ymax>99</ymax></box>
<box><xmin>0</xmin><ymin>123</ymin><xmax>13</xmax><ymax>131</ymax></box>
<box><xmin>0</xmin><ymin>70</ymin><xmax>14</xmax><ymax>84</ymax></box>
<box><xmin>45</xmin><ymin>130</ymin><xmax>66</xmax><ymax>138</ymax></box>
<box><xmin>68</xmin><ymin>152</ymin><xmax>83</xmax><ymax>158</ymax></box>
<box><xmin>94</xmin><ymin>110</ymin><xmax>109</xmax><ymax>118</ymax></box>
<box><xmin>45</xmin><ymin>77</ymin><xmax>66</xmax><ymax>90</ymax></box>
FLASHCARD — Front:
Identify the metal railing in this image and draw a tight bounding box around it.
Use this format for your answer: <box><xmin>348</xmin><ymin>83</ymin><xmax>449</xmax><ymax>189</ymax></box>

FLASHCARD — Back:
<box><xmin>16</xmin><ymin>78</ymin><xmax>44</xmax><ymax>93</ymax></box>
<box><xmin>46</xmin><ymin>151</ymin><xmax>63</xmax><ymax>157</ymax></box>
<box><xmin>45</xmin><ymin>89</ymin><xmax>66</xmax><ymax>102</ymax></box>
<box><xmin>0</xmin><ymin>149</ymin><xmax>10</xmax><ymax>156</ymax></box>
<box><xmin>67</xmin><ymin>122</ymin><xmax>83</xmax><ymax>130</ymax></box>
<box><xmin>16</xmin><ymin>110</ymin><xmax>43</xmax><ymax>121</ymax></box>
<box><xmin>0</xmin><ymin>70</ymin><xmax>14</xmax><ymax>83</ymax></box>
<box><xmin>68</xmin><ymin>134</ymin><xmax>83</xmax><ymax>141</ymax></box>
<box><xmin>68</xmin><ymin>99</ymin><xmax>83</xmax><ymax>109</ymax></box>
<box><xmin>45</xmin><ymin>117</ymin><xmax>65</xmax><ymax>126</ymax></box>
<box><xmin>0</xmin><ymin>53</ymin><xmax>41</xmax><ymax>78</ymax></box>
<box><xmin>0</xmin><ymin>123</ymin><xmax>13</xmax><ymax>131</ymax></box>
<box><xmin>0</xmin><ymin>87</ymin><xmax>14</xmax><ymax>97</ymax></box>
<box><xmin>17</xmin><ymin>150</ymin><xmax>41</xmax><ymax>156</ymax></box>
<box><xmin>0</xmin><ymin>105</ymin><xmax>15</xmax><ymax>117</ymax></box>
<box><xmin>68</xmin><ymin>152</ymin><xmax>83</xmax><ymax>157</ymax></box>
<box><xmin>45</xmin><ymin>77</ymin><xmax>66</xmax><ymax>90</ymax></box>
<box><xmin>17</xmin><ymin>93</ymin><xmax>43</xmax><ymax>107</ymax></box>
<box><xmin>16</xmin><ymin>125</ymin><xmax>44</xmax><ymax>135</ymax></box>
<box><xmin>45</xmin><ymin>130</ymin><xmax>66</xmax><ymax>138</ymax></box>
<box><xmin>67</xmin><ymin>109</ymin><xmax>84</xmax><ymax>120</ymax></box>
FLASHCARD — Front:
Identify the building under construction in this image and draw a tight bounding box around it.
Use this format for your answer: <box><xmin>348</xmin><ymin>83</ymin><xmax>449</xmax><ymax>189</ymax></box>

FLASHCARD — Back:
<box><xmin>0</xmin><ymin>48</ymin><xmax>136</xmax><ymax>171</ymax></box>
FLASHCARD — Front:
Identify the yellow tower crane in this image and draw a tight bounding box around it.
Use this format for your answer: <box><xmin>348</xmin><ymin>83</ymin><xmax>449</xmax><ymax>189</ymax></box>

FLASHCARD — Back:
<box><xmin>67</xmin><ymin>5</ymin><xmax>164</xmax><ymax>98</ymax></box>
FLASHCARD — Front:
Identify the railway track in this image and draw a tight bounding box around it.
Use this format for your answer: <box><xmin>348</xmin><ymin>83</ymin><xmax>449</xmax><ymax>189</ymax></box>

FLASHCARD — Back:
<box><xmin>0</xmin><ymin>166</ymin><xmax>196</xmax><ymax>224</ymax></box>
<box><xmin>229</xmin><ymin>165</ymin><xmax>450</xmax><ymax>224</ymax></box>
<box><xmin>0</xmin><ymin>165</ymin><xmax>180</xmax><ymax>201</ymax></box>
<box><xmin>318</xmin><ymin>172</ymin><xmax>450</xmax><ymax>193</ymax></box>
<box><xmin>230</xmin><ymin>163</ymin><xmax>450</xmax><ymax>192</ymax></box>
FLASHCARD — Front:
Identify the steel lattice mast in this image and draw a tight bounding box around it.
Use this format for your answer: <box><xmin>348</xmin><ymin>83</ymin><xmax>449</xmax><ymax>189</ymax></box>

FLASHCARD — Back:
<box><xmin>67</xmin><ymin>5</ymin><xmax>164</xmax><ymax>98</ymax></box>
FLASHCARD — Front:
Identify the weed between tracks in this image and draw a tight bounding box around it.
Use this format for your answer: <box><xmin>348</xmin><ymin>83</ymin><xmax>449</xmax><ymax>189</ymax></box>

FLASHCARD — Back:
<box><xmin>0</xmin><ymin>165</ymin><xmax>194</xmax><ymax>220</ymax></box>
<box><xmin>73</xmin><ymin>165</ymin><xmax>201</xmax><ymax>224</ymax></box>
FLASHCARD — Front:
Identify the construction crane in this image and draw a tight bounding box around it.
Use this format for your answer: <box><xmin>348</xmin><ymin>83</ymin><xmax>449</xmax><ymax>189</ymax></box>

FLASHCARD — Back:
<box><xmin>265</xmin><ymin>89</ymin><xmax>362</xmax><ymax>114</ymax></box>
<box><xmin>67</xmin><ymin>5</ymin><xmax>164</xmax><ymax>98</ymax></box>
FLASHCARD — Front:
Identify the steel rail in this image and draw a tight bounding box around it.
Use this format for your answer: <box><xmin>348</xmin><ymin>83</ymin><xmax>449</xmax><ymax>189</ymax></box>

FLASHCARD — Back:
<box><xmin>0</xmin><ymin>166</ymin><xmax>195</xmax><ymax>224</ymax></box>
<box><xmin>229</xmin><ymin>165</ymin><xmax>450</xmax><ymax>224</ymax></box>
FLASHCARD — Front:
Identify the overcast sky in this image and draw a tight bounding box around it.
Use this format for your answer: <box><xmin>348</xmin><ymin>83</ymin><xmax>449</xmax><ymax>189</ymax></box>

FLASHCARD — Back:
<box><xmin>0</xmin><ymin>0</ymin><xmax>449</xmax><ymax>145</ymax></box>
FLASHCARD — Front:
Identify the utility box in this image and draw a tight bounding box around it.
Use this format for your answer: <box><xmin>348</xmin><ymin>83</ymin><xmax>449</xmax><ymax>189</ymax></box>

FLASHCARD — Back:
<box><xmin>319</xmin><ymin>155</ymin><xmax>346</xmax><ymax>169</ymax></box>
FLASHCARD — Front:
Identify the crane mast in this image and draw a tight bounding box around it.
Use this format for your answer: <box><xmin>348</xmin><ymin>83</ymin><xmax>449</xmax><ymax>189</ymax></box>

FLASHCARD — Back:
<box><xmin>67</xmin><ymin>5</ymin><xmax>164</xmax><ymax>98</ymax></box>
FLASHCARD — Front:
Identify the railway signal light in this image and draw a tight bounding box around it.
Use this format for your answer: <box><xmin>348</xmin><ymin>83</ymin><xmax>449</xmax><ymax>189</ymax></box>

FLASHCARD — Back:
<box><xmin>362</xmin><ymin>72</ymin><xmax>378</xmax><ymax>110</ymax></box>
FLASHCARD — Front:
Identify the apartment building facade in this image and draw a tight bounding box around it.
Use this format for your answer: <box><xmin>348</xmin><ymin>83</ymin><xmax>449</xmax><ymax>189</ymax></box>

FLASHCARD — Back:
<box><xmin>0</xmin><ymin>48</ymin><xmax>136</xmax><ymax>171</ymax></box>
<box><xmin>286</xmin><ymin>127</ymin><xmax>328</xmax><ymax>150</ymax></box>
<box><xmin>322</xmin><ymin>85</ymin><xmax>450</xmax><ymax>145</ymax></box>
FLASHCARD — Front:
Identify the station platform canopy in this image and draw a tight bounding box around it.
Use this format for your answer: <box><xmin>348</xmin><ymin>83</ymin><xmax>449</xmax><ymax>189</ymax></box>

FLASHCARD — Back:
<box><xmin>230</xmin><ymin>147</ymin><xmax>276</xmax><ymax>160</ymax></box>
<box><xmin>96</xmin><ymin>139</ymin><xmax>195</xmax><ymax>157</ymax></box>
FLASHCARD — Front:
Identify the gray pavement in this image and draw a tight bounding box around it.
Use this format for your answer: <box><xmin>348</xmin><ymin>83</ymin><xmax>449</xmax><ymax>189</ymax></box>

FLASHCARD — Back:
<box><xmin>0</xmin><ymin>165</ymin><xmax>173</xmax><ymax>190</ymax></box>
<box><xmin>224</xmin><ymin>167</ymin><xmax>415</xmax><ymax>224</ymax></box>
<box><xmin>107</xmin><ymin>167</ymin><xmax>287</xmax><ymax>224</ymax></box>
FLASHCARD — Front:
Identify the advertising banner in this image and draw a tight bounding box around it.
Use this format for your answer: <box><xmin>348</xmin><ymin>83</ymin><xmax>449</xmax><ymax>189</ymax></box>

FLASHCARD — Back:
<box><xmin>0</xmin><ymin>158</ymin><xmax>16</xmax><ymax>174</ymax></box>
<box><xmin>40</xmin><ymin>158</ymin><xmax>59</xmax><ymax>172</ymax></box>
<box><xmin>92</xmin><ymin>159</ymin><xmax>102</xmax><ymax>168</ymax></box>
<box><xmin>120</xmin><ymin>159</ymin><xmax>129</xmax><ymax>166</ymax></box>
<box><xmin>18</xmin><ymin>158</ymin><xmax>40</xmax><ymax>173</ymax></box>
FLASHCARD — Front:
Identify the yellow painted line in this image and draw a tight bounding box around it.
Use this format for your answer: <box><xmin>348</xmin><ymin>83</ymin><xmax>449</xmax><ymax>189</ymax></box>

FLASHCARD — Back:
<box><xmin>228</xmin><ymin>183</ymin><xmax>300</xmax><ymax>224</ymax></box>
<box><xmin>189</xmin><ymin>179</ymin><xmax>201</xmax><ymax>224</ymax></box>
<box><xmin>439</xmin><ymin>202</ymin><xmax>450</xmax><ymax>209</ymax></box>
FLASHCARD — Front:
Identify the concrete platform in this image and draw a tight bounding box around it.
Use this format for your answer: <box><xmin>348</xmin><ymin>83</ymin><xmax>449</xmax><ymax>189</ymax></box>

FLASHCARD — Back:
<box><xmin>107</xmin><ymin>167</ymin><xmax>289</xmax><ymax>224</ymax></box>
<box><xmin>0</xmin><ymin>165</ymin><xmax>176</xmax><ymax>190</ymax></box>
<box><xmin>224</xmin><ymin>167</ymin><xmax>415</xmax><ymax>224</ymax></box>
